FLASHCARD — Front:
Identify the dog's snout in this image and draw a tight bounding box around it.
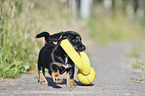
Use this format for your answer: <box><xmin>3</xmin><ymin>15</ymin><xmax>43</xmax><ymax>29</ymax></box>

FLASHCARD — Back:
<box><xmin>78</xmin><ymin>45</ymin><xmax>86</xmax><ymax>51</ymax></box>
<box><xmin>82</xmin><ymin>46</ymin><xmax>86</xmax><ymax>51</ymax></box>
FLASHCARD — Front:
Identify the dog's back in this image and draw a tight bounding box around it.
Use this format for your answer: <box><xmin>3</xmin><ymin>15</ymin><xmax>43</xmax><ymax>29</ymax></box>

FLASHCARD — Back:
<box><xmin>38</xmin><ymin>42</ymin><xmax>56</xmax><ymax>67</ymax></box>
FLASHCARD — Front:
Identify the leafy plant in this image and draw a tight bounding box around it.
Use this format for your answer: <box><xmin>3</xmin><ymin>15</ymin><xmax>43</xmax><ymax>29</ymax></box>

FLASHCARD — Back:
<box><xmin>0</xmin><ymin>60</ymin><xmax>29</xmax><ymax>78</ymax></box>
<box><xmin>134</xmin><ymin>60</ymin><xmax>145</xmax><ymax>83</ymax></box>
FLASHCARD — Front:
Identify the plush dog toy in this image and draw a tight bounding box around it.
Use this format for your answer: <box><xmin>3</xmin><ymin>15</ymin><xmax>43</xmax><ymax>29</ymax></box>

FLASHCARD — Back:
<box><xmin>61</xmin><ymin>39</ymin><xmax>96</xmax><ymax>85</ymax></box>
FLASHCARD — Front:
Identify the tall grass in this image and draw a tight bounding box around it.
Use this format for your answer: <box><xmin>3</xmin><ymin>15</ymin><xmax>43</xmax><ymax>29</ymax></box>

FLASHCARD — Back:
<box><xmin>0</xmin><ymin>0</ymin><xmax>80</xmax><ymax>78</ymax></box>
<box><xmin>0</xmin><ymin>0</ymin><xmax>33</xmax><ymax>78</ymax></box>
<box><xmin>0</xmin><ymin>0</ymin><xmax>66</xmax><ymax>78</ymax></box>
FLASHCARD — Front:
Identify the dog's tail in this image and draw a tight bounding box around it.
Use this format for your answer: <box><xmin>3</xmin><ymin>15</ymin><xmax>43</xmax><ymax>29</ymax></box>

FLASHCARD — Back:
<box><xmin>36</xmin><ymin>32</ymin><xmax>50</xmax><ymax>43</ymax></box>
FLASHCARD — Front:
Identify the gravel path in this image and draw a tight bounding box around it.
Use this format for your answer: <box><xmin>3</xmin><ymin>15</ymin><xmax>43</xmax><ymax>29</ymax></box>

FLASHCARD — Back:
<box><xmin>0</xmin><ymin>41</ymin><xmax>145</xmax><ymax>96</ymax></box>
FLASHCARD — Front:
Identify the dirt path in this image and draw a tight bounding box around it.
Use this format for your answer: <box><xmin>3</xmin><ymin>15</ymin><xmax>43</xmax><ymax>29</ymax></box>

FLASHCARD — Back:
<box><xmin>0</xmin><ymin>41</ymin><xmax>145</xmax><ymax>96</ymax></box>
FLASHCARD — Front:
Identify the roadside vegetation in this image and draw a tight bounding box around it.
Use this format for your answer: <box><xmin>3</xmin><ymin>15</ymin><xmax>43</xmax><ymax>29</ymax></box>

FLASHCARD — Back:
<box><xmin>133</xmin><ymin>60</ymin><xmax>145</xmax><ymax>83</ymax></box>
<box><xmin>0</xmin><ymin>0</ymin><xmax>35</xmax><ymax>78</ymax></box>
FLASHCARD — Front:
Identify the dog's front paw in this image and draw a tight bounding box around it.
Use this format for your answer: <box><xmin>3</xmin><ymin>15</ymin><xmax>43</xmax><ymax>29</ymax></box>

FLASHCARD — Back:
<box><xmin>52</xmin><ymin>70</ymin><xmax>63</xmax><ymax>84</ymax></box>
<box><xmin>67</xmin><ymin>79</ymin><xmax>77</xmax><ymax>88</ymax></box>
<box><xmin>38</xmin><ymin>73</ymin><xmax>48</xmax><ymax>85</ymax></box>
<box><xmin>53</xmin><ymin>75</ymin><xmax>63</xmax><ymax>84</ymax></box>
<box><xmin>38</xmin><ymin>79</ymin><xmax>48</xmax><ymax>85</ymax></box>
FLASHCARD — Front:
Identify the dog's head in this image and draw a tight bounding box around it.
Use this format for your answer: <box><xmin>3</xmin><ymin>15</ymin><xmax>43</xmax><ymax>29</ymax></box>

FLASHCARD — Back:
<box><xmin>50</xmin><ymin>31</ymin><xmax>86</xmax><ymax>52</ymax></box>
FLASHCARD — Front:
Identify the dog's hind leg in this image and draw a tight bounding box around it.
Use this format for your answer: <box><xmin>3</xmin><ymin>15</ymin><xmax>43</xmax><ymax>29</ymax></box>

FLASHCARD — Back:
<box><xmin>51</xmin><ymin>69</ymin><xmax>63</xmax><ymax>84</ymax></box>
<box><xmin>50</xmin><ymin>64</ymin><xmax>63</xmax><ymax>84</ymax></box>
<box><xmin>38</xmin><ymin>60</ymin><xmax>48</xmax><ymax>85</ymax></box>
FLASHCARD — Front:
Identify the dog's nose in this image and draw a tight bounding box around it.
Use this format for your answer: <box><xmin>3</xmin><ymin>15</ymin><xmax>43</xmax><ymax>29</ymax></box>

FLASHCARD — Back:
<box><xmin>81</xmin><ymin>46</ymin><xmax>86</xmax><ymax>51</ymax></box>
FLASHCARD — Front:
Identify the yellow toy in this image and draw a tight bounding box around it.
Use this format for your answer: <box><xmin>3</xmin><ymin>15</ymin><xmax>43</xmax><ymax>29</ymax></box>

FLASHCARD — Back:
<box><xmin>60</xmin><ymin>39</ymin><xmax>96</xmax><ymax>85</ymax></box>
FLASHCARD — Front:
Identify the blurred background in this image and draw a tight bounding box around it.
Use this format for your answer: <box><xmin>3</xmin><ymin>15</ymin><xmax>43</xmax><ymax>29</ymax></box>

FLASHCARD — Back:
<box><xmin>0</xmin><ymin>0</ymin><xmax>144</xmax><ymax>78</ymax></box>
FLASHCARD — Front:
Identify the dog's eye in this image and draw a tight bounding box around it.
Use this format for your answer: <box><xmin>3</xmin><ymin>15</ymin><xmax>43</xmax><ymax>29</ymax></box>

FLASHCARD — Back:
<box><xmin>72</xmin><ymin>39</ymin><xmax>78</xmax><ymax>43</ymax></box>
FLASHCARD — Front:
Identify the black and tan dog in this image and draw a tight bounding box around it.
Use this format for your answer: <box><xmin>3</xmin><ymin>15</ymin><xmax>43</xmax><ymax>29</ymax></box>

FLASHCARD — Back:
<box><xmin>36</xmin><ymin>31</ymin><xmax>86</xmax><ymax>87</ymax></box>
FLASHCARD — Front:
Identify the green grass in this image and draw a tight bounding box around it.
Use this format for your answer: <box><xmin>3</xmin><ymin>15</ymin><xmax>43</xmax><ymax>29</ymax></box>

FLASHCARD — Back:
<box><xmin>0</xmin><ymin>0</ymin><xmax>33</xmax><ymax>78</ymax></box>
<box><xmin>0</xmin><ymin>0</ymin><xmax>70</xmax><ymax>78</ymax></box>
<box><xmin>87</xmin><ymin>15</ymin><xmax>145</xmax><ymax>44</ymax></box>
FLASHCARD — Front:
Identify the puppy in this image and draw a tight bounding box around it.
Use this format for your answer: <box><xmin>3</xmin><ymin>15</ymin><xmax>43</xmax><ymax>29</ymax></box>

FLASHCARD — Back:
<box><xmin>36</xmin><ymin>31</ymin><xmax>86</xmax><ymax>87</ymax></box>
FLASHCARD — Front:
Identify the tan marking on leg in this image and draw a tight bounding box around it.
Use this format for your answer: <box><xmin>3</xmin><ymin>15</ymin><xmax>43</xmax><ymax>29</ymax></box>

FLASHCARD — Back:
<box><xmin>67</xmin><ymin>73</ymin><xmax>77</xmax><ymax>87</ymax></box>
<box><xmin>39</xmin><ymin>71</ymin><xmax>48</xmax><ymax>84</ymax></box>
<box><xmin>52</xmin><ymin>69</ymin><xmax>63</xmax><ymax>83</ymax></box>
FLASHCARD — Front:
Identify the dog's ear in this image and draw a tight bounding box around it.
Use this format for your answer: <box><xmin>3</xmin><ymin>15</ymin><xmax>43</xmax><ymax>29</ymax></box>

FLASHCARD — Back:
<box><xmin>50</xmin><ymin>32</ymin><xmax>66</xmax><ymax>42</ymax></box>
